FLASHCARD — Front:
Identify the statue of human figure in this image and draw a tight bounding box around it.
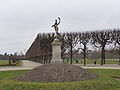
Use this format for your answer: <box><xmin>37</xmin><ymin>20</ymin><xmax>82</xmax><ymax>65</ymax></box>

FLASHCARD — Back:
<box><xmin>52</xmin><ymin>17</ymin><xmax>61</xmax><ymax>39</ymax></box>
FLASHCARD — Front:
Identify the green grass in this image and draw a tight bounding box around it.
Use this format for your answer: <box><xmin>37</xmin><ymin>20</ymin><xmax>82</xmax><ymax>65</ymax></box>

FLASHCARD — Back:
<box><xmin>0</xmin><ymin>69</ymin><xmax>120</xmax><ymax>90</ymax></box>
<box><xmin>0</xmin><ymin>60</ymin><xmax>9</xmax><ymax>65</ymax></box>
<box><xmin>0</xmin><ymin>60</ymin><xmax>22</xmax><ymax>66</ymax></box>
<box><xmin>72</xmin><ymin>59</ymin><xmax>118</xmax><ymax>64</ymax></box>
<box><xmin>86</xmin><ymin>60</ymin><xmax>118</xmax><ymax>64</ymax></box>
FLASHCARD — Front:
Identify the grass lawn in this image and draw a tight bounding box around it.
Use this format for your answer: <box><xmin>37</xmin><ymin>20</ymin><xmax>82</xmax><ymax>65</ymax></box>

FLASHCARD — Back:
<box><xmin>0</xmin><ymin>60</ymin><xmax>22</xmax><ymax>66</ymax></box>
<box><xmin>0</xmin><ymin>69</ymin><xmax>120</xmax><ymax>90</ymax></box>
<box><xmin>72</xmin><ymin>59</ymin><xmax>118</xmax><ymax>64</ymax></box>
<box><xmin>87</xmin><ymin>60</ymin><xmax>118</xmax><ymax>64</ymax></box>
<box><xmin>0</xmin><ymin>60</ymin><xmax>9</xmax><ymax>65</ymax></box>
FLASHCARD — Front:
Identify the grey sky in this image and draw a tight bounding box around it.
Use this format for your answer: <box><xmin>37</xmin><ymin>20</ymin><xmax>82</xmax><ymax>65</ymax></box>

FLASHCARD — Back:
<box><xmin>0</xmin><ymin>0</ymin><xmax>120</xmax><ymax>54</ymax></box>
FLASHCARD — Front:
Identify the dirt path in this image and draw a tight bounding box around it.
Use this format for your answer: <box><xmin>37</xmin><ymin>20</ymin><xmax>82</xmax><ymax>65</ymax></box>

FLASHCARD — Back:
<box><xmin>74</xmin><ymin>64</ymin><xmax>120</xmax><ymax>69</ymax></box>
<box><xmin>22</xmin><ymin>60</ymin><xmax>42</xmax><ymax>67</ymax></box>
<box><xmin>0</xmin><ymin>60</ymin><xmax>42</xmax><ymax>71</ymax></box>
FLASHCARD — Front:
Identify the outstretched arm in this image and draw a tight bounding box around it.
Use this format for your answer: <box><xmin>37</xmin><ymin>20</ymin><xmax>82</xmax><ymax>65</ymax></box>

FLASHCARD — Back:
<box><xmin>51</xmin><ymin>24</ymin><xmax>54</xmax><ymax>27</ymax></box>
<box><xmin>57</xmin><ymin>17</ymin><xmax>61</xmax><ymax>25</ymax></box>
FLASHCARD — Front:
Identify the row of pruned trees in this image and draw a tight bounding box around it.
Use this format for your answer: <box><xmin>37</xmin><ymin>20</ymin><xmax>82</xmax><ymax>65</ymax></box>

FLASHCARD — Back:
<box><xmin>38</xmin><ymin>29</ymin><xmax>120</xmax><ymax>65</ymax></box>
<box><xmin>1</xmin><ymin>52</ymin><xmax>25</xmax><ymax>65</ymax></box>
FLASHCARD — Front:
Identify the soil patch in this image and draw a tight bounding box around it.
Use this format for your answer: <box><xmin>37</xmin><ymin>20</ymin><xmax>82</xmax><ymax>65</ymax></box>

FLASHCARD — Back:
<box><xmin>16</xmin><ymin>63</ymin><xmax>98</xmax><ymax>82</ymax></box>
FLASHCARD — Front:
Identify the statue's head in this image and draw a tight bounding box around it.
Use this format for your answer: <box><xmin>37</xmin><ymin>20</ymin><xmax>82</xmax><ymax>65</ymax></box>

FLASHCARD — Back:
<box><xmin>55</xmin><ymin>19</ymin><xmax>57</xmax><ymax>23</ymax></box>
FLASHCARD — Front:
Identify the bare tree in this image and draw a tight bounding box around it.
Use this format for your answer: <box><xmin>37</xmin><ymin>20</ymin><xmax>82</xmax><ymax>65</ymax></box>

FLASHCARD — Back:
<box><xmin>40</xmin><ymin>33</ymin><xmax>49</xmax><ymax>64</ymax></box>
<box><xmin>46</xmin><ymin>33</ymin><xmax>55</xmax><ymax>63</ymax></box>
<box><xmin>111</xmin><ymin>29</ymin><xmax>120</xmax><ymax>65</ymax></box>
<box><xmin>65</xmin><ymin>32</ymin><xmax>79</xmax><ymax>64</ymax></box>
<box><xmin>78</xmin><ymin>32</ymin><xmax>91</xmax><ymax>65</ymax></box>
<box><xmin>40</xmin><ymin>33</ymin><xmax>54</xmax><ymax>64</ymax></box>
<box><xmin>61</xmin><ymin>33</ymin><xmax>69</xmax><ymax>60</ymax></box>
<box><xmin>91</xmin><ymin>30</ymin><xmax>111</xmax><ymax>65</ymax></box>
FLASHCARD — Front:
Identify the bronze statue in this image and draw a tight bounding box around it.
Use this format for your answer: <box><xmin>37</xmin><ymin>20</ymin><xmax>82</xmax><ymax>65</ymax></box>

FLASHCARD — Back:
<box><xmin>52</xmin><ymin>17</ymin><xmax>61</xmax><ymax>40</ymax></box>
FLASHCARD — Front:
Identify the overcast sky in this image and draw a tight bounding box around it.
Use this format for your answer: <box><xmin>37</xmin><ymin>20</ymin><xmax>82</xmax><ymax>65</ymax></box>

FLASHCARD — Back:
<box><xmin>0</xmin><ymin>0</ymin><xmax>120</xmax><ymax>54</ymax></box>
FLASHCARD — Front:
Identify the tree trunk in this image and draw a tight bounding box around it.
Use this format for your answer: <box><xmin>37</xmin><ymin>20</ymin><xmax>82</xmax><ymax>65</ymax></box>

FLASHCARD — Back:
<box><xmin>48</xmin><ymin>55</ymin><xmax>51</xmax><ymax>63</ymax></box>
<box><xmin>9</xmin><ymin>56</ymin><xmax>12</xmax><ymax>65</ymax></box>
<box><xmin>70</xmin><ymin>45</ymin><xmax>73</xmax><ymax>64</ymax></box>
<box><xmin>42</xmin><ymin>54</ymin><xmax>45</xmax><ymax>64</ymax></box>
<box><xmin>9</xmin><ymin>58</ymin><xmax>11</xmax><ymax>65</ymax></box>
<box><xmin>119</xmin><ymin>46</ymin><xmax>120</xmax><ymax>65</ymax></box>
<box><xmin>70</xmin><ymin>35</ymin><xmax>73</xmax><ymax>64</ymax></box>
<box><xmin>101</xmin><ymin>46</ymin><xmax>105</xmax><ymax>65</ymax></box>
<box><xmin>103</xmin><ymin>48</ymin><xmax>106</xmax><ymax>64</ymax></box>
<box><xmin>83</xmin><ymin>44</ymin><xmax>86</xmax><ymax>65</ymax></box>
<box><xmin>9</xmin><ymin>59</ymin><xmax>11</xmax><ymax>65</ymax></box>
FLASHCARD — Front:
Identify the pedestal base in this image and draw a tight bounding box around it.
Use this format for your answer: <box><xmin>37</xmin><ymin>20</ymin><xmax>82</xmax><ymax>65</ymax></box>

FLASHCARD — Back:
<box><xmin>51</xmin><ymin>39</ymin><xmax>63</xmax><ymax>63</ymax></box>
<box><xmin>51</xmin><ymin>59</ymin><xmax>63</xmax><ymax>63</ymax></box>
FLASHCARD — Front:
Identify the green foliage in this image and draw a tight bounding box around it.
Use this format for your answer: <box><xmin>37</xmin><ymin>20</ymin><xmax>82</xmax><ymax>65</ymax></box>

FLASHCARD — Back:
<box><xmin>0</xmin><ymin>69</ymin><xmax>120</xmax><ymax>90</ymax></box>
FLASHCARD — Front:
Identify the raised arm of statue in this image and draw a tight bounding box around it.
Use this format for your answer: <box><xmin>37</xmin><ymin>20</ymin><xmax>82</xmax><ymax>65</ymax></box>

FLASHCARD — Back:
<box><xmin>52</xmin><ymin>17</ymin><xmax>61</xmax><ymax>27</ymax></box>
<box><xmin>57</xmin><ymin>17</ymin><xmax>61</xmax><ymax>25</ymax></box>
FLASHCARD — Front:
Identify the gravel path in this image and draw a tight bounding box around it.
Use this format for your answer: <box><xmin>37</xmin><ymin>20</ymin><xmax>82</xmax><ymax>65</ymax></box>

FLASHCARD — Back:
<box><xmin>75</xmin><ymin>64</ymin><xmax>120</xmax><ymax>69</ymax></box>
<box><xmin>0</xmin><ymin>60</ymin><xmax>42</xmax><ymax>71</ymax></box>
<box><xmin>0</xmin><ymin>60</ymin><xmax>120</xmax><ymax>71</ymax></box>
<box><xmin>22</xmin><ymin>60</ymin><xmax>42</xmax><ymax>67</ymax></box>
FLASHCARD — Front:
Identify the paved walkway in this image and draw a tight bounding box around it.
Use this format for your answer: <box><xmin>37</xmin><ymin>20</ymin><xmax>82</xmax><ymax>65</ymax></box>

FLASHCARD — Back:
<box><xmin>74</xmin><ymin>64</ymin><xmax>120</xmax><ymax>69</ymax></box>
<box><xmin>0</xmin><ymin>60</ymin><xmax>120</xmax><ymax>71</ymax></box>
<box><xmin>0</xmin><ymin>60</ymin><xmax>42</xmax><ymax>71</ymax></box>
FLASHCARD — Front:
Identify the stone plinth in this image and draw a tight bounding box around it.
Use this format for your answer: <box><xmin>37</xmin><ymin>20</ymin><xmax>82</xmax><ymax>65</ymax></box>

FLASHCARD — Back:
<box><xmin>51</xmin><ymin>39</ymin><xmax>63</xmax><ymax>63</ymax></box>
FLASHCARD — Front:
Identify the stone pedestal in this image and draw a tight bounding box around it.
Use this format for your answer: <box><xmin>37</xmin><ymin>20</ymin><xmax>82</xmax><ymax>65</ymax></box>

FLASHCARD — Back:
<box><xmin>51</xmin><ymin>39</ymin><xmax>63</xmax><ymax>63</ymax></box>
